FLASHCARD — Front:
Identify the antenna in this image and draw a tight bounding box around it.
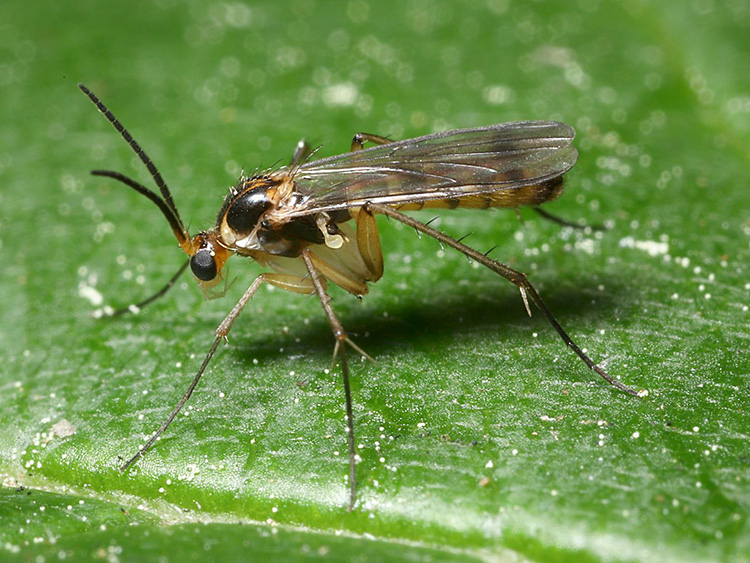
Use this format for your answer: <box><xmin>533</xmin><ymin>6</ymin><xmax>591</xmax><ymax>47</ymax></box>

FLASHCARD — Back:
<box><xmin>78</xmin><ymin>83</ymin><xmax>188</xmax><ymax>243</ymax></box>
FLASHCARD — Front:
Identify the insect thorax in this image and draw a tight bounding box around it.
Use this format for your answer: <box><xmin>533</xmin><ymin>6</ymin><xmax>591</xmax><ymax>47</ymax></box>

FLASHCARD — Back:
<box><xmin>218</xmin><ymin>175</ymin><xmax>351</xmax><ymax>258</ymax></box>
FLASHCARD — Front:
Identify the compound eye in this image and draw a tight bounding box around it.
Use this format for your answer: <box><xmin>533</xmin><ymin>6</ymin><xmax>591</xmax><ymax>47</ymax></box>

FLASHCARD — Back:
<box><xmin>190</xmin><ymin>248</ymin><xmax>217</xmax><ymax>281</ymax></box>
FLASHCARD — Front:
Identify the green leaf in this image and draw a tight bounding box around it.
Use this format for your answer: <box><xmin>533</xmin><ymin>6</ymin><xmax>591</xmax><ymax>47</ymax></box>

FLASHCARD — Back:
<box><xmin>1</xmin><ymin>1</ymin><xmax>749</xmax><ymax>561</ymax></box>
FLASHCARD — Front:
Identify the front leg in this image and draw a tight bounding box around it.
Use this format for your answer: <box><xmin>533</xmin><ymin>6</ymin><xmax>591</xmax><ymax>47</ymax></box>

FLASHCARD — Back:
<box><xmin>120</xmin><ymin>272</ymin><xmax>315</xmax><ymax>472</ymax></box>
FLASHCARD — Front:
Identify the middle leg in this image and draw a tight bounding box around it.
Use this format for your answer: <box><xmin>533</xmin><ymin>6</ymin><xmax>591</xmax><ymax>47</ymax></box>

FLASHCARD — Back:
<box><xmin>301</xmin><ymin>249</ymin><xmax>365</xmax><ymax>511</ymax></box>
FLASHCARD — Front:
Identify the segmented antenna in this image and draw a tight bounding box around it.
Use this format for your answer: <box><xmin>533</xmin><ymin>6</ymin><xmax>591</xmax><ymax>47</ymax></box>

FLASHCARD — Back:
<box><xmin>90</xmin><ymin>169</ymin><xmax>188</xmax><ymax>244</ymax></box>
<box><xmin>78</xmin><ymin>83</ymin><xmax>187</xmax><ymax>240</ymax></box>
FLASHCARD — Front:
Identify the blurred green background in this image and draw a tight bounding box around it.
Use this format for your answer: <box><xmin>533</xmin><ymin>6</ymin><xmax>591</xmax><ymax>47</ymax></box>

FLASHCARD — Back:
<box><xmin>1</xmin><ymin>0</ymin><xmax>749</xmax><ymax>561</ymax></box>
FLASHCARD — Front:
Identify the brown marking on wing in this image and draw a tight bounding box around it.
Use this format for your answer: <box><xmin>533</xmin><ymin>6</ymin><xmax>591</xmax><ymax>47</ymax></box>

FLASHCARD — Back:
<box><xmin>396</xmin><ymin>177</ymin><xmax>564</xmax><ymax>210</ymax></box>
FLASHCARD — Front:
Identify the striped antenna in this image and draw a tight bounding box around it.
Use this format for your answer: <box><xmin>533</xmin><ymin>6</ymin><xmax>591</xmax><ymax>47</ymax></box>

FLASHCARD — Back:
<box><xmin>78</xmin><ymin>83</ymin><xmax>187</xmax><ymax>243</ymax></box>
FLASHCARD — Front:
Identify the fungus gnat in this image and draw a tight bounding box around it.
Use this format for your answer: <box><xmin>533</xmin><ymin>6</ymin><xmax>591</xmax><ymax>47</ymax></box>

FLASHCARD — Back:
<box><xmin>79</xmin><ymin>83</ymin><xmax>639</xmax><ymax>510</ymax></box>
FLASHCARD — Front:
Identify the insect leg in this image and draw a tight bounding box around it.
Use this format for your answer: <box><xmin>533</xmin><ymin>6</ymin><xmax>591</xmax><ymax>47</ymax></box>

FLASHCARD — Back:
<box><xmin>350</xmin><ymin>133</ymin><xmax>391</xmax><ymax>152</ymax></box>
<box><xmin>99</xmin><ymin>259</ymin><xmax>189</xmax><ymax>318</ymax></box>
<box><xmin>301</xmin><ymin>249</ymin><xmax>361</xmax><ymax>511</ymax></box>
<box><xmin>364</xmin><ymin>202</ymin><xmax>639</xmax><ymax>396</ymax></box>
<box><xmin>533</xmin><ymin>207</ymin><xmax>604</xmax><ymax>231</ymax></box>
<box><xmin>356</xmin><ymin>207</ymin><xmax>384</xmax><ymax>281</ymax></box>
<box><xmin>120</xmin><ymin>272</ymin><xmax>315</xmax><ymax>473</ymax></box>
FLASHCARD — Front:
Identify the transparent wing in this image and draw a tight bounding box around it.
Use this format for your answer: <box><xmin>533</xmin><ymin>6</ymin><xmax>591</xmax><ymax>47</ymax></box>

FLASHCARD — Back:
<box><xmin>279</xmin><ymin>121</ymin><xmax>577</xmax><ymax>218</ymax></box>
